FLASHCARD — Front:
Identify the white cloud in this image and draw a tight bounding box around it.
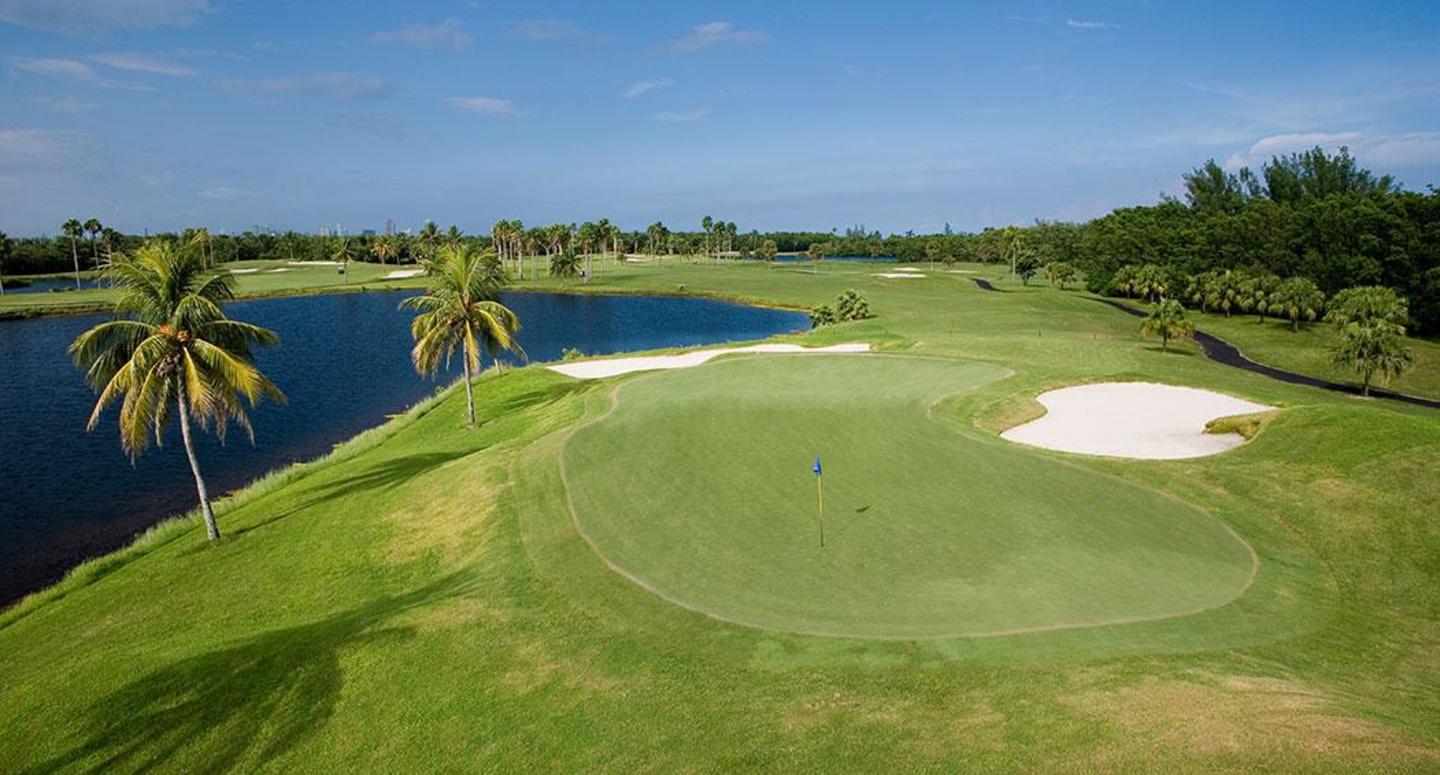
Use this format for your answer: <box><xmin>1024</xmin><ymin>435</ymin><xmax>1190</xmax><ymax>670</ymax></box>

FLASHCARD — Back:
<box><xmin>199</xmin><ymin>186</ymin><xmax>243</xmax><ymax>202</ymax></box>
<box><xmin>1223</xmin><ymin>131</ymin><xmax>1440</xmax><ymax>170</ymax></box>
<box><xmin>91</xmin><ymin>52</ymin><xmax>197</xmax><ymax>76</ymax></box>
<box><xmin>0</xmin><ymin>0</ymin><xmax>209</xmax><ymax>33</ymax></box>
<box><xmin>447</xmin><ymin>96</ymin><xmax>522</xmax><ymax>116</ymax></box>
<box><xmin>624</xmin><ymin>78</ymin><xmax>673</xmax><ymax>99</ymax></box>
<box><xmin>8</xmin><ymin>57</ymin><xmax>99</xmax><ymax>81</ymax></box>
<box><xmin>226</xmin><ymin>71</ymin><xmax>395</xmax><ymax>100</ymax></box>
<box><xmin>371</xmin><ymin>19</ymin><xmax>471</xmax><ymax>51</ymax></box>
<box><xmin>1065</xmin><ymin>19</ymin><xmax>1121</xmax><ymax>30</ymax></box>
<box><xmin>653</xmin><ymin>107</ymin><xmax>710</xmax><ymax>123</ymax></box>
<box><xmin>664</xmin><ymin>21</ymin><xmax>767</xmax><ymax>54</ymax></box>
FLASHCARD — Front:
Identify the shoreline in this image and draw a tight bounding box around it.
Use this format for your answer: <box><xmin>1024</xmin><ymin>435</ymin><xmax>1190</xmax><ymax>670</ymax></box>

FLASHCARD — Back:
<box><xmin>0</xmin><ymin>289</ymin><xmax>812</xmax><ymax>618</ymax></box>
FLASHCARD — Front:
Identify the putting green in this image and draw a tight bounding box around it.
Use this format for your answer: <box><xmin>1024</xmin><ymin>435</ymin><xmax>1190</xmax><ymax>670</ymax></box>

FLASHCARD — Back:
<box><xmin>563</xmin><ymin>355</ymin><xmax>1256</xmax><ymax>638</ymax></box>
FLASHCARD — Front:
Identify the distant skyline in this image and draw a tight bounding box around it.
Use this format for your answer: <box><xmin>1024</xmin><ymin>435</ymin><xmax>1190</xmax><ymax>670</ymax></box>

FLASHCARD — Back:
<box><xmin>2</xmin><ymin>0</ymin><xmax>1438</xmax><ymax>236</ymax></box>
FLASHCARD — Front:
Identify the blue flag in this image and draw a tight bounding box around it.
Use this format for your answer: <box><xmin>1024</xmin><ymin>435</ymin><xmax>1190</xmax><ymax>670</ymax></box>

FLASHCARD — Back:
<box><xmin>812</xmin><ymin>457</ymin><xmax>822</xmax><ymax>476</ymax></box>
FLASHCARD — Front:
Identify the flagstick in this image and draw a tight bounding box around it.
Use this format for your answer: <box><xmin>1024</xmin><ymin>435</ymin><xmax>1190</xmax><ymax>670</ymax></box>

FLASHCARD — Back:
<box><xmin>817</xmin><ymin>472</ymin><xmax>825</xmax><ymax>547</ymax></box>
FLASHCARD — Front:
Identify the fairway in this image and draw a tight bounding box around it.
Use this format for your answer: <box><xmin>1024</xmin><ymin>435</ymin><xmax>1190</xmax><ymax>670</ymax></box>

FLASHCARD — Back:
<box><xmin>564</xmin><ymin>354</ymin><xmax>1257</xmax><ymax>638</ymax></box>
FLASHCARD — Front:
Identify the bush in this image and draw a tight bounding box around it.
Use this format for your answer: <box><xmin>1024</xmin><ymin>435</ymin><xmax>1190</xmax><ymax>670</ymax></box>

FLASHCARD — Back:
<box><xmin>809</xmin><ymin>304</ymin><xmax>836</xmax><ymax>328</ymax></box>
<box><xmin>561</xmin><ymin>348</ymin><xmax>585</xmax><ymax>362</ymax></box>
<box><xmin>834</xmin><ymin>289</ymin><xmax>871</xmax><ymax>321</ymax></box>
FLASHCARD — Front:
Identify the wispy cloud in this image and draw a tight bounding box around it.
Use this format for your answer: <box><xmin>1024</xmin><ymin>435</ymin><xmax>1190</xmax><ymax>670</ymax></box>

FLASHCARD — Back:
<box><xmin>624</xmin><ymin>78</ymin><xmax>673</xmax><ymax>99</ymax></box>
<box><xmin>371</xmin><ymin>19</ymin><xmax>471</xmax><ymax>51</ymax></box>
<box><xmin>91</xmin><ymin>52</ymin><xmax>197</xmax><ymax>77</ymax></box>
<box><xmin>325</xmin><ymin>113</ymin><xmax>411</xmax><ymax>140</ymax></box>
<box><xmin>447</xmin><ymin>96</ymin><xmax>522</xmax><ymax>116</ymax></box>
<box><xmin>0</xmin><ymin>128</ymin><xmax>86</xmax><ymax>161</ymax></box>
<box><xmin>8</xmin><ymin>57</ymin><xmax>100</xmax><ymax>81</ymax></box>
<box><xmin>34</xmin><ymin>96</ymin><xmax>98</xmax><ymax>113</ymax></box>
<box><xmin>0</xmin><ymin>0</ymin><xmax>210</xmax><ymax>33</ymax></box>
<box><xmin>508</xmin><ymin>20</ymin><xmax>591</xmax><ymax>41</ymax></box>
<box><xmin>198</xmin><ymin>185</ymin><xmax>244</xmax><ymax>202</ymax></box>
<box><xmin>663</xmin><ymin>21</ymin><xmax>768</xmax><ymax>55</ymax></box>
<box><xmin>653</xmin><ymin>107</ymin><xmax>710</xmax><ymax>123</ymax></box>
<box><xmin>225</xmin><ymin>71</ymin><xmax>395</xmax><ymax>99</ymax></box>
<box><xmin>1066</xmin><ymin>19</ymin><xmax>1121</xmax><ymax>30</ymax></box>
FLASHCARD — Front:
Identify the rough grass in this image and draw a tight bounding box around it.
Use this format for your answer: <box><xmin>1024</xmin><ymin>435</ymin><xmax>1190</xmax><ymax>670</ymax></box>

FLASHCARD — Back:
<box><xmin>1</xmin><ymin>260</ymin><xmax>1436</xmax><ymax>770</ymax></box>
<box><xmin>1206</xmin><ymin>410</ymin><xmax>1282</xmax><ymax>440</ymax></box>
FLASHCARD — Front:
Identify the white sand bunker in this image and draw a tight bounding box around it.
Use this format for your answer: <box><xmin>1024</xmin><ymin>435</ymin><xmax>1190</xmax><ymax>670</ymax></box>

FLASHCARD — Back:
<box><xmin>1001</xmin><ymin>382</ymin><xmax>1271</xmax><ymax>460</ymax></box>
<box><xmin>382</xmin><ymin>269</ymin><xmax>424</xmax><ymax>279</ymax></box>
<box><xmin>873</xmin><ymin>273</ymin><xmax>925</xmax><ymax>279</ymax></box>
<box><xmin>550</xmin><ymin>343</ymin><xmax>870</xmax><ymax>380</ymax></box>
<box><xmin>893</xmin><ymin>267</ymin><xmax>922</xmax><ymax>272</ymax></box>
<box><xmin>288</xmin><ymin>260</ymin><xmax>341</xmax><ymax>266</ymax></box>
<box><xmin>945</xmin><ymin>269</ymin><xmax>977</xmax><ymax>274</ymax></box>
<box><xmin>229</xmin><ymin>268</ymin><xmax>259</xmax><ymax>274</ymax></box>
<box><xmin>264</xmin><ymin>268</ymin><xmax>291</xmax><ymax>273</ymax></box>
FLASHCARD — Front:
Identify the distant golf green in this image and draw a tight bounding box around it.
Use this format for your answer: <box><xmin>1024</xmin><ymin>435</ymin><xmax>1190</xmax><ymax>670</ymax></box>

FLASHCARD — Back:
<box><xmin>564</xmin><ymin>354</ymin><xmax>1256</xmax><ymax>638</ymax></box>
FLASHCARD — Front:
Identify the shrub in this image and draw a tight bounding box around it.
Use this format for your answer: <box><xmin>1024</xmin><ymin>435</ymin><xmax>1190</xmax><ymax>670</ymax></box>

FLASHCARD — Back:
<box><xmin>809</xmin><ymin>304</ymin><xmax>836</xmax><ymax>328</ymax></box>
<box><xmin>834</xmin><ymin>289</ymin><xmax>871</xmax><ymax>321</ymax></box>
<box><xmin>561</xmin><ymin>348</ymin><xmax>585</xmax><ymax>362</ymax></box>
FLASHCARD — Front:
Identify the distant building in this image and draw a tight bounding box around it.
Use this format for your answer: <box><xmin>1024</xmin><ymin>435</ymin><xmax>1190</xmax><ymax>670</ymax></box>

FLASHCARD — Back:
<box><xmin>385</xmin><ymin>218</ymin><xmax>396</xmax><ymax>235</ymax></box>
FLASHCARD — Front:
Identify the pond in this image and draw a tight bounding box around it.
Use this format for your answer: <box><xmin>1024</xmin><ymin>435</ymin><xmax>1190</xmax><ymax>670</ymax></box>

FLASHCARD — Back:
<box><xmin>0</xmin><ymin>289</ymin><xmax>806</xmax><ymax>604</ymax></box>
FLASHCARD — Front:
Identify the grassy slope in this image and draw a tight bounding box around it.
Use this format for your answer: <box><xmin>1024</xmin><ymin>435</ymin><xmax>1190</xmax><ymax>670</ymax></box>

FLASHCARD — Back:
<box><xmin>566</xmin><ymin>354</ymin><xmax>1255</xmax><ymax>638</ymax></box>
<box><xmin>0</xmin><ymin>261</ymin><xmax>1436</xmax><ymax>770</ymax></box>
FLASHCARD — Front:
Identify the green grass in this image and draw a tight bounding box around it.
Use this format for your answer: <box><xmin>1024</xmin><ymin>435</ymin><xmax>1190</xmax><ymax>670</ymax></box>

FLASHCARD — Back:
<box><xmin>1</xmin><ymin>260</ymin><xmax>1437</xmax><ymax>770</ymax></box>
<box><xmin>565</xmin><ymin>354</ymin><xmax>1254</xmax><ymax>638</ymax></box>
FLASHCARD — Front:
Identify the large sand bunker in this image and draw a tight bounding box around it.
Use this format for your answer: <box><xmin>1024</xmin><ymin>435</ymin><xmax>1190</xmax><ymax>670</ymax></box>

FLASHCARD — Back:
<box><xmin>1001</xmin><ymin>382</ymin><xmax>1271</xmax><ymax>460</ymax></box>
<box><xmin>549</xmin><ymin>343</ymin><xmax>870</xmax><ymax>380</ymax></box>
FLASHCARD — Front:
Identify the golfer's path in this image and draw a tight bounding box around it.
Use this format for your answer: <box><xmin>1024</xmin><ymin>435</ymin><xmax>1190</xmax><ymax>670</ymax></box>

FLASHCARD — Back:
<box><xmin>1094</xmin><ymin>299</ymin><xmax>1440</xmax><ymax>410</ymax></box>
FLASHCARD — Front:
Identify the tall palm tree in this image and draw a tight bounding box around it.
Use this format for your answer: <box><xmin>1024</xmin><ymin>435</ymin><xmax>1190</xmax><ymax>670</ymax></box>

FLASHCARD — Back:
<box><xmin>63</xmin><ymin>218</ymin><xmax>84</xmax><ymax>289</ymax></box>
<box><xmin>68</xmin><ymin>240</ymin><xmax>284</xmax><ymax>541</ymax></box>
<box><xmin>330</xmin><ymin>237</ymin><xmax>355</xmax><ymax>280</ymax></box>
<box><xmin>1269</xmin><ymin>276</ymin><xmax>1325</xmax><ymax>331</ymax></box>
<box><xmin>402</xmin><ymin>244</ymin><xmax>524</xmax><ymax>427</ymax></box>
<box><xmin>84</xmin><ymin>218</ymin><xmax>103</xmax><ymax>269</ymax></box>
<box><xmin>0</xmin><ymin>230</ymin><xmax>10</xmax><ymax>295</ymax></box>
<box><xmin>417</xmin><ymin>221</ymin><xmax>441</xmax><ymax>262</ymax></box>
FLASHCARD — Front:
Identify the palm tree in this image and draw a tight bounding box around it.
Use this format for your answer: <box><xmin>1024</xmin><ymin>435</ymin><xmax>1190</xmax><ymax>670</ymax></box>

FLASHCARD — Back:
<box><xmin>84</xmin><ymin>218</ymin><xmax>103</xmax><ymax>269</ymax></box>
<box><xmin>63</xmin><ymin>218</ymin><xmax>84</xmax><ymax>289</ymax></box>
<box><xmin>1239</xmin><ymin>271</ymin><xmax>1281</xmax><ymax>321</ymax></box>
<box><xmin>370</xmin><ymin>234</ymin><xmax>399</xmax><ymax>266</ymax></box>
<box><xmin>0</xmin><ymin>230</ymin><xmax>10</xmax><ymax>295</ymax></box>
<box><xmin>549</xmin><ymin>250</ymin><xmax>582</xmax><ymax>282</ymax></box>
<box><xmin>701</xmin><ymin>215</ymin><xmax>714</xmax><ymax>260</ymax></box>
<box><xmin>68</xmin><ymin>240</ymin><xmax>284</xmax><ymax>541</ymax></box>
<box><xmin>1139</xmin><ymin>298</ymin><xmax>1195</xmax><ymax>352</ymax></box>
<box><xmin>1331</xmin><ymin>321</ymin><xmax>1412</xmax><ymax>397</ymax></box>
<box><xmin>402</xmin><ymin>244</ymin><xmax>523</xmax><ymax>427</ymax></box>
<box><xmin>416</xmin><ymin>221</ymin><xmax>441</xmax><ymax>262</ymax></box>
<box><xmin>330</xmin><ymin>237</ymin><xmax>355</xmax><ymax>280</ymax></box>
<box><xmin>1269</xmin><ymin>276</ymin><xmax>1325</xmax><ymax>331</ymax></box>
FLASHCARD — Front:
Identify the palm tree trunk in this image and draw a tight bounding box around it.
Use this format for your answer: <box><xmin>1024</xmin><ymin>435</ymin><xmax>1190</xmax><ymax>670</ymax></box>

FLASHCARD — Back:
<box><xmin>462</xmin><ymin>349</ymin><xmax>477</xmax><ymax>427</ymax></box>
<box><xmin>71</xmin><ymin>238</ymin><xmax>81</xmax><ymax>289</ymax></box>
<box><xmin>177</xmin><ymin>383</ymin><xmax>221</xmax><ymax>541</ymax></box>
<box><xmin>1362</xmin><ymin>370</ymin><xmax>1372</xmax><ymax>398</ymax></box>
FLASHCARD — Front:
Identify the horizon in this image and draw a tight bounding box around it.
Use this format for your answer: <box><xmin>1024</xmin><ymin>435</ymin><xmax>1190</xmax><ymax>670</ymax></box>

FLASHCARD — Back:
<box><xmin>2</xmin><ymin>0</ymin><xmax>1439</xmax><ymax>237</ymax></box>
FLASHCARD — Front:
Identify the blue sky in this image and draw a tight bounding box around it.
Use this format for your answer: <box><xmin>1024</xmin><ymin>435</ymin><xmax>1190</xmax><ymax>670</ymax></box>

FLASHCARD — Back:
<box><xmin>2</xmin><ymin>0</ymin><xmax>1438</xmax><ymax>236</ymax></box>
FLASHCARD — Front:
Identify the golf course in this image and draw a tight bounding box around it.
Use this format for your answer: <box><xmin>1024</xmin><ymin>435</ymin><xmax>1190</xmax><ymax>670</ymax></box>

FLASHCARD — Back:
<box><xmin>1</xmin><ymin>260</ymin><xmax>1435</xmax><ymax>770</ymax></box>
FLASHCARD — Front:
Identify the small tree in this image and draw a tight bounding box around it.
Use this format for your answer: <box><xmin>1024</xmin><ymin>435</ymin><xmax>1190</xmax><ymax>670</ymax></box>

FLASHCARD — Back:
<box><xmin>1015</xmin><ymin>251</ymin><xmax>1040</xmax><ymax>286</ymax></box>
<box><xmin>759</xmin><ymin>239</ymin><xmax>778</xmax><ymax>268</ymax></box>
<box><xmin>1326</xmin><ymin>286</ymin><xmax>1413</xmax><ymax>396</ymax></box>
<box><xmin>1139</xmin><ymin>298</ymin><xmax>1195</xmax><ymax>352</ymax></box>
<box><xmin>1045</xmin><ymin>261</ymin><xmax>1076</xmax><ymax>289</ymax></box>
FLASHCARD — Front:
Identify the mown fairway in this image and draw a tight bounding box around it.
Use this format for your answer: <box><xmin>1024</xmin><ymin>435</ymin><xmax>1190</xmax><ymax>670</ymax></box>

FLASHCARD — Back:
<box><xmin>1</xmin><ymin>261</ymin><xmax>1436</xmax><ymax>770</ymax></box>
<box><xmin>566</xmin><ymin>354</ymin><xmax>1254</xmax><ymax>638</ymax></box>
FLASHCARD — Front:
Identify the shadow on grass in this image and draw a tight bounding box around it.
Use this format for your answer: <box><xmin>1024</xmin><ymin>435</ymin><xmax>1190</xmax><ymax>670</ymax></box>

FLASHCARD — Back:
<box><xmin>25</xmin><ymin>572</ymin><xmax>474</xmax><ymax>773</ymax></box>
<box><xmin>1141</xmin><ymin>345</ymin><xmax>1197</xmax><ymax>356</ymax></box>
<box><xmin>828</xmin><ymin>504</ymin><xmax>875</xmax><ymax>544</ymax></box>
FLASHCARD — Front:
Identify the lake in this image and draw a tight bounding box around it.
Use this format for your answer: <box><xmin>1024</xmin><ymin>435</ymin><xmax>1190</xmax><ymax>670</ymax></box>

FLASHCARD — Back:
<box><xmin>0</xmin><ymin>289</ymin><xmax>806</xmax><ymax>604</ymax></box>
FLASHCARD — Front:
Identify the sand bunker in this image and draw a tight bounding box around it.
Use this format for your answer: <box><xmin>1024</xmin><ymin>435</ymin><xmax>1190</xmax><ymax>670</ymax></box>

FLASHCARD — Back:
<box><xmin>873</xmin><ymin>273</ymin><xmax>925</xmax><ymax>279</ymax></box>
<box><xmin>893</xmin><ymin>267</ymin><xmax>922</xmax><ymax>272</ymax></box>
<box><xmin>264</xmin><ymin>268</ymin><xmax>291</xmax><ymax>273</ymax></box>
<box><xmin>229</xmin><ymin>268</ymin><xmax>259</xmax><ymax>274</ymax></box>
<box><xmin>382</xmin><ymin>269</ymin><xmax>424</xmax><ymax>279</ymax></box>
<box><xmin>1001</xmin><ymin>382</ymin><xmax>1271</xmax><ymax>460</ymax></box>
<box><xmin>550</xmin><ymin>343</ymin><xmax>870</xmax><ymax>380</ymax></box>
<box><xmin>288</xmin><ymin>260</ymin><xmax>341</xmax><ymax>266</ymax></box>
